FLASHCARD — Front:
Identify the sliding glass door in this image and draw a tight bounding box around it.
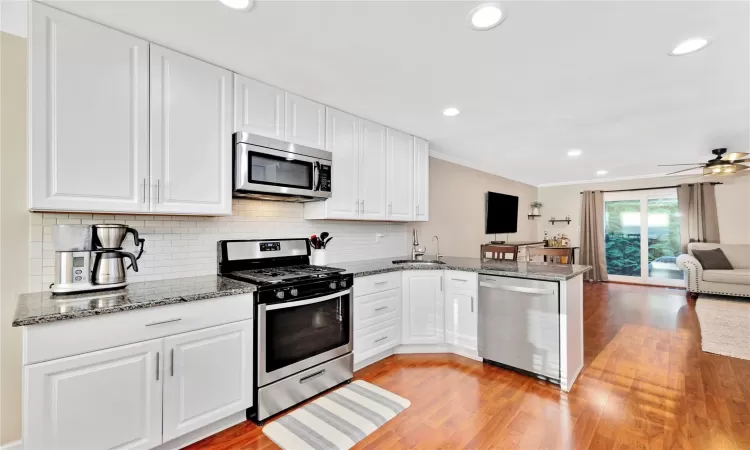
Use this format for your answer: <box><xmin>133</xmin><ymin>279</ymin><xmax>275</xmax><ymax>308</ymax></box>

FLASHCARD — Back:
<box><xmin>604</xmin><ymin>189</ymin><xmax>684</xmax><ymax>286</ymax></box>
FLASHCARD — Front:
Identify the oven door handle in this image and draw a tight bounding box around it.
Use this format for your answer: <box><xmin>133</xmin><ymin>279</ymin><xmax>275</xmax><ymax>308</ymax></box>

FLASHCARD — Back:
<box><xmin>265</xmin><ymin>290</ymin><xmax>349</xmax><ymax>311</ymax></box>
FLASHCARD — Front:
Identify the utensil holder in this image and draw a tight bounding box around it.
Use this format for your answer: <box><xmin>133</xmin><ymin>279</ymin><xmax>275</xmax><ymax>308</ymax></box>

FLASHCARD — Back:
<box><xmin>310</xmin><ymin>249</ymin><xmax>327</xmax><ymax>266</ymax></box>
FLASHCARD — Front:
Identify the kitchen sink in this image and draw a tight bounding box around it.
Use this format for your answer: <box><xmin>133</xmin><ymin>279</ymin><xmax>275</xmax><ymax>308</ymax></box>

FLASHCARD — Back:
<box><xmin>392</xmin><ymin>259</ymin><xmax>446</xmax><ymax>265</ymax></box>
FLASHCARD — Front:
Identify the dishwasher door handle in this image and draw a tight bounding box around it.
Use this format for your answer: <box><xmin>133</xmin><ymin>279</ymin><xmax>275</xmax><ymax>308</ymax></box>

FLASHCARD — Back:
<box><xmin>479</xmin><ymin>283</ymin><xmax>555</xmax><ymax>296</ymax></box>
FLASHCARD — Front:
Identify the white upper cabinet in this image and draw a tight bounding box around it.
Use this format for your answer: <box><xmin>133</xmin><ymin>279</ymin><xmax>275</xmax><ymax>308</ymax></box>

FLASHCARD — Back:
<box><xmin>24</xmin><ymin>339</ymin><xmax>163</xmax><ymax>450</ymax></box>
<box><xmin>359</xmin><ymin>120</ymin><xmax>388</xmax><ymax>220</ymax></box>
<box><xmin>233</xmin><ymin>75</ymin><xmax>285</xmax><ymax>139</ymax></box>
<box><xmin>386</xmin><ymin>129</ymin><xmax>414</xmax><ymax>221</ymax></box>
<box><xmin>149</xmin><ymin>45</ymin><xmax>232</xmax><ymax>215</ymax></box>
<box><xmin>29</xmin><ymin>3</ymin><xmax>149</xmax><ymax>213</ymax></box>
<box><xmin>285</xmin><ymin>93</ymin><xmax>326</xmax><ymax>150</ymax></box>
<box><xmin>322</xmin><ymin>108</ymin><xmax>360</xmax><ymax>219</ymax></box>
<box><xmin>162</xmin><ymin>320</ymin><xmax>253</xmax><ymax>442</ymax></box>
<box><xmin>413</xmin><ymin>137</ymin><xmax>430</xmax><ymax>222</ymax></box>
<box><xmin>402</xmin><ymin>271</ymin><xmax>443</xmax><ymax>345</ymax></box>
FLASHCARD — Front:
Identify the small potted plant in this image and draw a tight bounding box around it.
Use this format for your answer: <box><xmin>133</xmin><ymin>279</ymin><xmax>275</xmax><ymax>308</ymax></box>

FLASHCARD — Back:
<box><xmin>531</xmin><ymin>202</ymin><xmax>543</xmax><ymax>216</ymax></box>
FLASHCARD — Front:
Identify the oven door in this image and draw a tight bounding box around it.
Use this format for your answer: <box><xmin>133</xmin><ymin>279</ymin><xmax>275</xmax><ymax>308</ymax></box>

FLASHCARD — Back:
<box><xmin>234</xmin><ymin>143</ymin><xmax>331</xmax><ymax>199</ymax></box>
<box><xmin>257</xmin><ymin>290</ymin><xmax>352</xmax><ymax>386</ymax></box>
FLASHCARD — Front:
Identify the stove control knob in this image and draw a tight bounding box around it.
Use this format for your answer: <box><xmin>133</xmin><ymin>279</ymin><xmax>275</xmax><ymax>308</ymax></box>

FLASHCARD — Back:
<box><xmin>275</xmin><ymin>290</ymin><xmax>285</xmax><ymax>300</ymax></box>
<box><xmin>340</xmin><ymin>280</ymin><xmax>348</xmax><ymax>288</ymax></box>
<box><xmin>290</xmin><ymin>288</ymin><xmax>299</xmax><ymax>297</ymax></box>
<box><xmin>329</xmin><ymin>282</ymin><xmax>337</xmax><ymax>290</ymax></box>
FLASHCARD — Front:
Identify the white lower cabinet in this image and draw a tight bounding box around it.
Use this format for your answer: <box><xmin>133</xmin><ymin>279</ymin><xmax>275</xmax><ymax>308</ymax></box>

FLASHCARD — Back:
<box><xmin>24</xmin><ymin>339</ymin><xmax>164</xmax><ymax>450</ymax></box>
<box><xmin>444</xmin><ymin>288</ymin><xmax>478</xmax><ymax>353</ymax></box>
<box><xmin>23</xmin><ymin>313</ymin><xmax>253</xmax><ymax>450</ymax></box>
<box><xmin>401</xmin><ymin>271</ymin><xmax>443</xmax><ymax>345</ymax></box>
<box><xmin>162</xmin><ymin>321</ymin><xmax>253</xmax><ymax>442</ymax></box>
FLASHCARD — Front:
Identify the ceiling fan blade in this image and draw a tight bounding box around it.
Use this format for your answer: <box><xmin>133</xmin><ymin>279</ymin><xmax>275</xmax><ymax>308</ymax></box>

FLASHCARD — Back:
<box><xmin>657</xmin><ymin>163</ymin><xmax>705</xmax><ymax>166</ymax></box>
<box><xmin>665</xmin><ymin>166</ymin><xmax>703</xmax><ymax>176</ymax></box>
<box><xmin>730</xmin><ymin>158</ymin><xmax>749</xmax><ymax>163</ymax></box>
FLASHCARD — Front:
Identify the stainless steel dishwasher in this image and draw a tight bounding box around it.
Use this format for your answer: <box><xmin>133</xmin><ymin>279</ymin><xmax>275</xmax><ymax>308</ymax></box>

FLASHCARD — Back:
<box><xmin>478</xmin><ymin>275</ymin><xmax>560</xmax><ymax>382</ymax></box>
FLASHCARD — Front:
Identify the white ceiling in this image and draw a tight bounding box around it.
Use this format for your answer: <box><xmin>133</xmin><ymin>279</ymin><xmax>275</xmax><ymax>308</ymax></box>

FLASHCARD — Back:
<box><xmin>46</xmin><ymin>0</ymin><xmax>750</xmax><ymax>186</ymax></box>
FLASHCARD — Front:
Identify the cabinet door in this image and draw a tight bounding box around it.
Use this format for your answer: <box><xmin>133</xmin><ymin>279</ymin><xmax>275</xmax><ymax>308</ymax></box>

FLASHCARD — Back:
<box><xmin>358</xmin><ymin>120</ymin><xmax>388</xmax><ymax>220</ymax></box>
<box><xmin>445</xmin><ymin>288</ymin><xmax>478</xmax><ymax>352</ymax></box>
<box><xmin>285</xmin><ymin>93</ymin><xmax>325</xmax><ymax>150</ymax></box>
<box><xmin>29</xmin><ymin>3</ymin><xmax>149</xmax><ymax>213</ymax></box>
<box><xmin>324</xmin><ymin>108</ymin><xmax>360</xmax><ymax>219</ymax></box>
<box><xmin>162</xmin><ymin>320</ymin><xmax>253</xmax><ymax>442</ymax></box>
<box><xmin>24</xmin><ymin>339</ymin><xmax>163</xmax><ymax>450</ymax></box>
<box><xmin>233</xmin><ymin>74</ymin><xmax>284</xmax><ymax>139</ymax></box>
<box><xmin>386</xmin><ymin>129</ymin><xmax>414</xmax><ymax>221</ymax></box>
<box><xmin>413</xmin><ymin>137</ymin><xmax>430</xmax><ymax>222</ymax></box>
<box><xmin>150</xmin><ymin>45</ymin><xmax>232</xmax><ymax>215</ymax></box>
<box><xmin>402</xmin><ymin>271</ymin><xmax>443</xmax><ymax>344</ymax></box>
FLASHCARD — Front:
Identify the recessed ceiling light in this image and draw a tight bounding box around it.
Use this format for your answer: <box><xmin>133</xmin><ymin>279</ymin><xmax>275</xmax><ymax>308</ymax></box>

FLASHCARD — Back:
<box><xmin>669</xmin><ymin>37</ymin><xmax>710</xmax><ymax>56</ymax></box>
<box><xmin>467</xmin><ymin>4</ymin><xmax>505</xmax><ymax>31</ymax></box>
<box><xmin>442</xmin><ymin>107</ymin><xmax>460</xmax><ymax>117</ymax></box>
<box><xmin>567</xmin><ymin>149</ymin><xmax>583</xmax><ymax>157</ymax></box>
<box><xmin>219</xmin><ymin>0</ymin><xmax>253</xmax><ymax>11</ymax></box>
<box><xmin>596</xmin><ymin>170</ymin><xmax>608</xmax><ymax>176</ymax></box>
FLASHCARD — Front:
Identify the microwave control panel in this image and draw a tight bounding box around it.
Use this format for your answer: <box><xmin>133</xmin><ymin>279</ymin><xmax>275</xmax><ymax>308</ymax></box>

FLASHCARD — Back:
<box><xmin>318</xmin><ymin>165</ymin><xmax>331</xmax><ymax>192</ymax></box>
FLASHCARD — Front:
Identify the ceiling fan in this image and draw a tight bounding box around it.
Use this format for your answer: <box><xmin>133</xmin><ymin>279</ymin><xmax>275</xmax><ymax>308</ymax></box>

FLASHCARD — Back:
<box><xmin>659</xmin><ymin>148</ymin><xmax>749</xmax><ymax>176</ymax></box>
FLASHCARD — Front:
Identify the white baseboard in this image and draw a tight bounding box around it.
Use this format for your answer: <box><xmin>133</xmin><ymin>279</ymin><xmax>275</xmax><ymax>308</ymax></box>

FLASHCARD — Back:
<box><xmin>0</xmin><ymin>440</ymin><xmax>23</xmax><ymax>450</ymax></box>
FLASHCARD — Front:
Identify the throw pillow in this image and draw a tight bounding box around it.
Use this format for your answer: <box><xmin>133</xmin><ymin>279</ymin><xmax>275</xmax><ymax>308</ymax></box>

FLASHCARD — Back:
<box><xmin>691</xmin><ymin>248</ymin><xmax>734</xmax><ymax>270</ymax></box>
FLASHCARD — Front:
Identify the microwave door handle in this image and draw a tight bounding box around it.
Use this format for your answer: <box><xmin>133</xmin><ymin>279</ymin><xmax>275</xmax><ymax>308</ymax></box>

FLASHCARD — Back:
<box><xmin>313</xmin><ymin>161</ymin><xmax>321</xmax><ymax>191</ymax></box>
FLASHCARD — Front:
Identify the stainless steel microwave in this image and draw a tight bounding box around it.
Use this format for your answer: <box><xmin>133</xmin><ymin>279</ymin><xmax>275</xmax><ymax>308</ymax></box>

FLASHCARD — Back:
<box><xmin>233</xmin><ymin>132</ymin><xmax>332</xmax><ymax>202</ymax></box>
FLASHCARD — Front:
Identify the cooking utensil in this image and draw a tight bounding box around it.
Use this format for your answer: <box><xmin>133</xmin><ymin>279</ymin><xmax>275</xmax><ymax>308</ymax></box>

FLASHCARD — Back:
<box><xmin>320</xmin><ymin>232</ymin><xmax>329</xmax><ymax>243</ymax></box>
<box><xmin>323</xmin><ymin>237</ymin><xmax>332</xmax><ymax>248</ymax></box>
<box><xmin>310</xmin><ymin>235</ymin><xmax>319</xmax><ymax>249</ymax></box>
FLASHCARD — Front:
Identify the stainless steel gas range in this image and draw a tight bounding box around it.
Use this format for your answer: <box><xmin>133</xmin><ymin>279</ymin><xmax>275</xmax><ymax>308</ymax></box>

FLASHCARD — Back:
<box><xmin>217</xmin><ymin>238</ymin><xmax>353</xmax><ymax>423</ymax></box>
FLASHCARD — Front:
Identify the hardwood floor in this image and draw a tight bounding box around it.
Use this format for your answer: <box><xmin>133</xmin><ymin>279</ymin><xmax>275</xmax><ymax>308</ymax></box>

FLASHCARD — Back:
<box><xmin>187</xmin><ymin>283</ymin><xmax>750</xmax><ymax>449</ymax></box>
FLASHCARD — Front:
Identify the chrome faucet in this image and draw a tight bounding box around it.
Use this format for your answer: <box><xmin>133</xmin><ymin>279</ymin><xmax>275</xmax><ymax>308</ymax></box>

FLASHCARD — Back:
<box><xmin>412</xmin><ymin>228</ymin><xmax>426</xmax><ymax>260</ymax></box>
<box><xmin>433</xmin><ymin>236</ymin><xmax>442</xmax><ymax>260</ymax></box>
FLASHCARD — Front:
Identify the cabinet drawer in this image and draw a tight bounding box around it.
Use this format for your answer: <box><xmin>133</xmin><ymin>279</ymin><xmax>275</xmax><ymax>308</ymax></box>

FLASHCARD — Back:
<box><xmin>445</xmin><ymin>271</ymin><xmax>478</xmax><ymax>290</ymax></box>
<box><xmin>24</xmin><ymin>294</ymin><xmax>254</xmax><ymax>365</ymax></box>
<box><xmin>354</xmin><ymin>272</ymin><xmax>401</xmax><ymax>297</ymax></box>
<box><xmin>354</xmin><ymin>318</ymin><xmax>399</xmax><ymax>360</ymax></box>
<box><xmin>354</xmin><ymin>289</ymin><xmax>400</xmax><ymax>331</ymax></box>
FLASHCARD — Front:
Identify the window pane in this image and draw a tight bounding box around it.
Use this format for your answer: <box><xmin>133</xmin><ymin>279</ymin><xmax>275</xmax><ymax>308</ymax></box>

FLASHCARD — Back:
<box><xmin>647</xmin><ymin>197</ymin><xmax>683</xmax><ymax>280</ymax></box>
<box><xmin>605</xmin><ymin>200</ymin><xmax>641</xmax><ymax>276</ymax></box>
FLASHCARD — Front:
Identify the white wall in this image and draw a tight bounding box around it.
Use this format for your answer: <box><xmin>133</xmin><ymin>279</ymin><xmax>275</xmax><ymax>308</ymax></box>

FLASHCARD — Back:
<box><xmin>536</xmin><ymin>174</ymin><xmax>750</xmax><ymax>247</ymax></box>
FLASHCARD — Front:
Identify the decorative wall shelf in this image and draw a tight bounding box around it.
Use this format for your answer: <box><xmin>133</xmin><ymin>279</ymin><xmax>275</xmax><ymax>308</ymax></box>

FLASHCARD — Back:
<box><xmin>549</xmin><ymin>219</ymin><xmax>571</xmax><ymax>224</ymax></box>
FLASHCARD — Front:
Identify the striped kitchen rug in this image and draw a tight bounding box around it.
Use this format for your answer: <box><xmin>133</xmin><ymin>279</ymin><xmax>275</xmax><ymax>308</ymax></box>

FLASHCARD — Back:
<box><xmin>262</xmin><ymin>380</ymin><xmax>410</xmax><ymax>450</ymax></box>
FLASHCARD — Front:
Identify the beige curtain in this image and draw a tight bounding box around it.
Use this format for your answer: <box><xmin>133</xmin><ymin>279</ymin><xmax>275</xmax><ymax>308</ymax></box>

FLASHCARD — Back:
<box><xmin>580</xmin><ymin>191</ymin><xmax>608</xmax><ymax>282</ymax></box>
<box><xmin>677</xmin><ymin>183</ymin><xmax>720</xmax><ymax>252</ymax></box>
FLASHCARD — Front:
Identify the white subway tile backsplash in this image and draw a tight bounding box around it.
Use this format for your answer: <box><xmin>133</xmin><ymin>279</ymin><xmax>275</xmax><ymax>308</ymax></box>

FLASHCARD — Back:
<box><xmin>27</xmin><ymin>200</ymin><xmax>408</xmax><ymax>292</ymax></box>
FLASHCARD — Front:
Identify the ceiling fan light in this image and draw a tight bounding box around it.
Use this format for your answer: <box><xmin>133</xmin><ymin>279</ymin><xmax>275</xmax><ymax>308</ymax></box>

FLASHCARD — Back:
<box><xmin>721</xmin><ymin>152</ymin><xmax>749</xmax><ymax>162</ymax></box>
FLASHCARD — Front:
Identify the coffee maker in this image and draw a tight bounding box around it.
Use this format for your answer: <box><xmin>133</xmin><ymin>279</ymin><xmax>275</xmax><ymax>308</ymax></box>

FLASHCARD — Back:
<box><xmin>50</xmin><ymin>224</ymin><xmax>145</xmax><ymax>294</ymax></box>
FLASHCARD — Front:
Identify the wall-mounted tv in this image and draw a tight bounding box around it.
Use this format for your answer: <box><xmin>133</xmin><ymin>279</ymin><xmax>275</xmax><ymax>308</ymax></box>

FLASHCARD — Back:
<box><xmin>485</xmin><ymin>192</ymin><xmax>519</xmax><ymax>234</ymax></box>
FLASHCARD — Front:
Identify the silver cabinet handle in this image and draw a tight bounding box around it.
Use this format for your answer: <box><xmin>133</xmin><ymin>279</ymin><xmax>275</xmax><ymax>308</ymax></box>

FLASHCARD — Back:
<box><xmin>374</xmin><ymin>336</ymin><xmax>388</xmax><ymax>343</ymax></box>
<box><xmin>361</xmin><ymin>200</ymin><xmax>364</xmax><ymax>213</ymax></box>
<box><xmin>300</xmin><ymin>369</ymin><xmax>325</xmax><ymax>384</ymax></box>
<box><xmin>374</xmin><ymin>281</ymin><xmax>388</xmax><ymax>285</ymax></box>
<box><xmin>375</xmin><ymin>306</ymin><xmax>388</xmax><ymax>311</ymax></box>
<box><xmin>440</xmin><ymin>275</ymin><xmax>443</xmax><ymax>291</ymax></box>
<box><xmin>388</xmin><ymin>202</ymin><xmax>392</xmax><ymax>215</ymax></box>
<box><xmin>156</xmin><ymin>179</ymin><xmax>160</xmax><ymax>203</ymax></box>
<box><xmin>416</xmin><ymin>204</ymin><xmax>419</xmax><ymax>215</ymax></box>
<box><xmin>156</xmin><ymin>352</ymin><xmax>160</xmax><ymax>381</ymax></box>
<box><xmin>170</xmin><ymin>349</ymin><xmax>174</xmax><ymax>377</ymax></box>
<box><xmin>470</xmin><ymin>296</ymin><xmax>474</xmax><ymax>313</ymax></box>
<box><xmin>355</xmin><ymin>200</ymin><xmax>359</xmax><ymax>214</ymax></box>
<box><xmin>145</xmin><ymin>318</ymin><xmax>182</xmax><ymax>327</ymax></box>
<box><xmin>451</xmin><ymin>278</ymin><xmax>468</xmax><ymax>282</ymax></box>
<box><xmin>142</xmin><ymin>178</ymin><xmax>147</xmax><ymax>203</ymax></box>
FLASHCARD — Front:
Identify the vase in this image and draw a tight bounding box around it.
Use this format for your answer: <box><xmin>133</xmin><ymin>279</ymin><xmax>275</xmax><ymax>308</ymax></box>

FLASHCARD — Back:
<box><xmin>532</xmin><ymin>207</ymin><xmax>540</xmax><ymax>216</ymax></box>
<box><xmin>310</xmin><ymin>249</ymin><xmax>327</xmax><ymax>266</ymax></box>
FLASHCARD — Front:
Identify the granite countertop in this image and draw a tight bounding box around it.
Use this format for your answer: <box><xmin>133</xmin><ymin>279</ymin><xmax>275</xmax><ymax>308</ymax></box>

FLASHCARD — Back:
<box><xmin>333</xmin><ymin>256</ymin><xmax>591</xmax><ymax>281</ymax></box>
<box><xmin>13</xmin><ymin>275</ymin><xmax>256</xmax><ymax>327</ymax></box>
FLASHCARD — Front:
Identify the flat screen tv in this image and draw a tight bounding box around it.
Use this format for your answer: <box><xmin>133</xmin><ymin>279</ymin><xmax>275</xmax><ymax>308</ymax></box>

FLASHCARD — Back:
<box><xmin>485</xmin><ymin>192</ymin><xmax>519</xmax><ymax>234</ymax></box>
